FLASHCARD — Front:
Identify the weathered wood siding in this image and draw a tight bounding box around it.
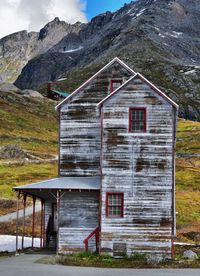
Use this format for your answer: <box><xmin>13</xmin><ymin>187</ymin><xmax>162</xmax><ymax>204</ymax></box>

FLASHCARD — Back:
<box><xmin>100</xmin><ymin>77</ymin><xmax>176</xmax><ymax>257</ymax></box>
<box><xmin>59</xmin><ymin>191</ymin><xmax>99</xmax><ymax>252</ymax></box>
<box><xmin>59</xmin><ymin>61</ymin><xmax>133</xmax><ymax>176</ymax></box>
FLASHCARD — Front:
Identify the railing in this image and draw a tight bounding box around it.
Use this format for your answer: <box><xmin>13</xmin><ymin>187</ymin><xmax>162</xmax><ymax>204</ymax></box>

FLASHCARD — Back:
<box><xmin>83</xmin><ymin>227</ymin><xmax>99</xmax><ymax>253</ymax></box>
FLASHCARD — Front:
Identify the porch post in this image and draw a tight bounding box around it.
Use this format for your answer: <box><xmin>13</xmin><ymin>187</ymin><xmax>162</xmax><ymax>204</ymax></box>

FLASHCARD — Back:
<box><xmin>31</xmin><ymin>196</ymin><xmax>36</xmax><ymax>248</ymax></box>
<box><xmin>21</xmin><ymin>194</ymin><xmax>27</xmax><ymax>250</ymax></box>
<box><xmin>15</xmin><ymin>191</ymin><xmax>20</xmax><ymax>255</ymax></box>
<box><xmin>56</xmin><ymin>190</ymin><xmax>60</xmax><ymax>253</ymax></box>
<box><xmin>40</xmin><ymin>199</ymin><xmax>44</xmax><ymax>248</ymax></box>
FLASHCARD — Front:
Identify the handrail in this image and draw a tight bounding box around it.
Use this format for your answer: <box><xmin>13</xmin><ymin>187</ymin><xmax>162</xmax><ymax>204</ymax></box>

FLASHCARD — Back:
<box><xmin>83</xmin><ymin>227</ymin><xmax>99</xmax><ymax>253</ymax></box>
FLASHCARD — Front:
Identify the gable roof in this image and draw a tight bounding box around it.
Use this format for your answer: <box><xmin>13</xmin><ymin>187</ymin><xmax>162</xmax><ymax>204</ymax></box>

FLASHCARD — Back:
<box><xmin>55</xmin><ymin>57</ymin><xmax>136</xmax><ymax>110</ymax></box>
<box><xmin>97</xmin><ymin>72</ymin><xmax>178</xmax><ymax>109</ymax></box>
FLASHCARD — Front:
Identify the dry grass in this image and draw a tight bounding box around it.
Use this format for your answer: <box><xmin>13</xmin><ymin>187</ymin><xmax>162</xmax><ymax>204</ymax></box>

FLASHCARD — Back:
<box><xmin>0</xmin><ymin>212</ymin><xmax>41</xmax><ymax>237</ymax></box>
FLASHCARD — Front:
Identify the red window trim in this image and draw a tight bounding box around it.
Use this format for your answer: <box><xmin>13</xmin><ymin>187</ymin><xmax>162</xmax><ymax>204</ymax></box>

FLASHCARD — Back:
<box><xmin>129</xmin><ymin>107</ymin><xmax>147</xmax><ymax>133</ymax></box>
<box><xmin>106</xmin><ymin>192</ymin><xmax>124</xmax><ymax>218</ymax></box>
<box><xmin>110</xmin><ymin>79</ymin><xmax>122</xmax><ymax>93</ymax></box>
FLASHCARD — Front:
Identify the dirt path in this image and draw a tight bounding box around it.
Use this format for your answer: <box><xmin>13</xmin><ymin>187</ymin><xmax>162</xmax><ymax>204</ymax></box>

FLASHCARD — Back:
<box><xmin>0</xmin><ymin>204</ymin><xmax>41</xmax><ymax>222</ymax></box>
<box><xmin>0</xmin><ymin>157</ymin><xmax>58</xmax><ymax>166</ymax></box>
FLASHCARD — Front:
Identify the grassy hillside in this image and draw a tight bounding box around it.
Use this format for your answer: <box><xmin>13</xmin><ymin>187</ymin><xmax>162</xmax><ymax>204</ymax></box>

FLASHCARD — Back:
<box><xmin>0</xmin><ymin>91</ymin><xmax>58</xmax><ymax>201</ymax></box>
<box><xmin>176</xmin><ymin>119</ymin><xmax>200</xmax><ymax>242</ymax></box>
<box><xmin>0</xmin><ymin>91</ymin><xmax>58</xmax><ymax>157</ymax></box>
<box><xmin>0</xmin><ymin>90</ymin><xmax>199</xmax><ymax>242</ymax></box>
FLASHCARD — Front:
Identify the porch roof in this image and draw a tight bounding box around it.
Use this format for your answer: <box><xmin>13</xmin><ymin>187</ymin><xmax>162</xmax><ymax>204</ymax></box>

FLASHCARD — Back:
<box><xmin>14</xmin><ymin>177</ymin><xmax>100</xmax><ymax>192</ymax></box>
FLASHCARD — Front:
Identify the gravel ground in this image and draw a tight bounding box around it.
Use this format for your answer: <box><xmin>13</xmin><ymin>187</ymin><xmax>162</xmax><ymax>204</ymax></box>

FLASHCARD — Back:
<box><xmin>0</xmin><ymin>254</ymin><xmax>200</xmax><ymax>276</ymax></box>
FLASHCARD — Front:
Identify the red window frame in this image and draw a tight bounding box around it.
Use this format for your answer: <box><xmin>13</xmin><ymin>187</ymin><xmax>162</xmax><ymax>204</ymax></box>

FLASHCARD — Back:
<box><xmin>129</xmin><ymin>107</ymin><xmax>147</xmax><ymax>133</ymax></box>
<box><xmin>110</xmin><ymin>80</ymin><xmax>122</xmax><ymax>93</ymax></box>
<box><xmin>106</xmin><ymin>192</ymin><xmax>124</xmax><ymax>218</ymax></box>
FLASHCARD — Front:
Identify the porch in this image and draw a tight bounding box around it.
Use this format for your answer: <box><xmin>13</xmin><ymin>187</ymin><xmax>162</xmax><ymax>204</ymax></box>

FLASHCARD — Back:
<box><xmin>13</xmin><ymin>177</ymin><xmax>100</xmax><ymax>254</ymax></box>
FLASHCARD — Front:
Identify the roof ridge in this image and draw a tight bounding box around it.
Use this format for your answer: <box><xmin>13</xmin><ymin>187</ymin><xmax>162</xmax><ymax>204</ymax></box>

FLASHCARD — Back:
<box><xmin>97</xmin><ymin>72</ymin><xmax>178</xmax><ymax>109</ymax></box>
<box><xmin>55</xmin><ymin>57</ymin><xmax>135</xmax><ymax>110</ymax></box>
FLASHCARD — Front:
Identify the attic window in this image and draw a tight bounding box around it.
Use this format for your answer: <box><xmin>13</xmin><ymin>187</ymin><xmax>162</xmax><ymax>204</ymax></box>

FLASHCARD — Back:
<box><xmin>129</xmin><ymin>108</ymin><xmax>146</xmax><ymax>132</ymax></box>
<box><xmin>110</xmin><ymin>80</ymin><xmax>122</xmax><ymax>93</ymax></box>
<box><xmin>106</xmin><ymin>192</ymin><xmax>124</xmax><ymax>218</ymax></box>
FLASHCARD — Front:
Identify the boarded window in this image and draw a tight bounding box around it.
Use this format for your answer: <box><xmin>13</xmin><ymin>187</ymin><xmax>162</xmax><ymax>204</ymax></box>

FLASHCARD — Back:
<box><xmin>113</xmin><ymin>243</ymin><xmax>127</xmax><ymax>256</ymax></box>
<box><xmin>129</xmin><ymin>108</ymin><xmax>146</xmax><ymax>132</ymax></box>
<box><xmin>110</xmin><ymin>80</ymin><xmax>122</xmax><ymax>93</ymax></box>
<box><xmin>106</xmin><ymin>193</ymin><xmax>124</xmax><ymax>217</ymax></box>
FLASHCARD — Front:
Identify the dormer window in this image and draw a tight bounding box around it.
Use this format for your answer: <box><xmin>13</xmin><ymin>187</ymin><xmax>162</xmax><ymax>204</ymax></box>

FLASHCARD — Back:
<box><xmin>129</xmin><ymin>107</ymin><xmax>146</xmax><ymax>132</ymax></box>
<box><xmin>110</xmin><ymin>80</ymin><xmax>122</xmax><ymax>93</ymax></box>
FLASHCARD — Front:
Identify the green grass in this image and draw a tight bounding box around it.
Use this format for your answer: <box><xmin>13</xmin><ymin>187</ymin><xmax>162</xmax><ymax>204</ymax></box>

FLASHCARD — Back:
<box><xmin>176</xmin><ymin>158</ymin><xmax>200</xmax><ymax>191</ymax></box>
<box><xmin>0</xmin><ymin>162</ymin><xmax>57</xmax><ymax>198</ymax></box>
<box><xmin>176</xmin><ymin>119</ymin><xmax>200</xmax><ymax>154</ymax></box>
<box><xmin>36</xmin><ymin>248</ymin><xmax>200</xmax><ymax>268</ymax></box>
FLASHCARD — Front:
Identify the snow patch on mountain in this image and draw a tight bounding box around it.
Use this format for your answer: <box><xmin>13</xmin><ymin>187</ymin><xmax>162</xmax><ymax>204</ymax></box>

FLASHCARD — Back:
<box><xmin>136</xmin><ymin>8</ymin><xmax>146</xmax><ymax>17</ymax></box>
<box><xmin>165</xmin><ymin>31</ymin><xmax>183</xmax><ymax>38</ymax></box>
<box><xmin>184</xmin><ymin>69</ymin><xmax>196</xmax><ymax>75</ymax></box>
<box><xmin>60</xmin><ymin>46</ymin><xmax>83</xmax><ymax>53</ymax></box>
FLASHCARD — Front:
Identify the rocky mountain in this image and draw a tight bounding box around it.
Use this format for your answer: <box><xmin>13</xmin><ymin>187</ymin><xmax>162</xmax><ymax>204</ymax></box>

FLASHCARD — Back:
<box><xmin>0</xmin><ymin>0</ymin><xmax>200</xmax><ymax>120</ymax></box>
<box><xmin>0</xmin><ymin>18</ymin><xmax>84</xmax><ymax>83</ymax></box>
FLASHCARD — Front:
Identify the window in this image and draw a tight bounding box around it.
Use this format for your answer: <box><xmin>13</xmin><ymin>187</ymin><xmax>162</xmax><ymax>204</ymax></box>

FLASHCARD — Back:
<box><xmin>110</xmin><ymin>80</ymin><xmax>122</xmax><ymax>93</ymax></box>
<box><xmin>129</xmin><ymin>108</ymin><xmax>146</xmax><ymax>132</ymax></box>
<box><xmin>106</xmin><ymin>192</ymin><xmax>124</xmax><ymax>218</ymax></box>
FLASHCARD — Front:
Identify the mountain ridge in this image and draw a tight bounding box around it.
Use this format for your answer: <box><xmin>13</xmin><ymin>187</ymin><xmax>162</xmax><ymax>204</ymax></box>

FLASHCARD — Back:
<box><xmin>0</xmin><ymin>0</ymin><xmax>200</xmax><ymax>120</ymax></box>
<box><xmin>0</xmin><ymin>17</ymin><xmax>85</xmax><ymax>83</ymax></box>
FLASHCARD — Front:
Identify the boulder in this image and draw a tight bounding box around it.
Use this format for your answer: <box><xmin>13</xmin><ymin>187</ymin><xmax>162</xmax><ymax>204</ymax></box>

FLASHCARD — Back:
<box><xmin>22</xmin><ymin>89</ymin><xmax>44</xmax><ymax>98</ymax></box>
<box><xmin>183</xmin><ymin>250</ymin><xmax>198</xmax><ymax>260</ymax></box>
<box><xmin>0</xmin><ymin>144</ymin><xmax>27</xmax><ymax>159</ymax></box>
<box><xmin>0</xmin><ymin>83</ymin><xmax>21</xmax><ymax>93</ymax></box>
<box><xmin>146</xmin><ymin>254</ymin><xmax>164</xmax><ymax>264</ymax></box>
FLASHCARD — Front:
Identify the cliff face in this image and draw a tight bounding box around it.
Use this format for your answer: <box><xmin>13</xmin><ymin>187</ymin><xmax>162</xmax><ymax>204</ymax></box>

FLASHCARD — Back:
<box><xmin>1</xmin><ymin>0</ymin><xmax>200</xmax><ymax>120</ymax></box>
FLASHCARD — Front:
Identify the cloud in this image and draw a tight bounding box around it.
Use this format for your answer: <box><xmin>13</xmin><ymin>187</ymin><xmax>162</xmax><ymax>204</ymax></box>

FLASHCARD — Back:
<box><xmin>0</xmin><ymin>0</ymin><xmax>87</xmax><ymax>38</ymax></box>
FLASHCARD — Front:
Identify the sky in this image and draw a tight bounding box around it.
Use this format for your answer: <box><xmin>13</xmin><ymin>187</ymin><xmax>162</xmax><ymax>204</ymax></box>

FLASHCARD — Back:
<box><xmin>0</xmin><ymin>0</ymin><xmax>133</xmax><ymax>38</ymax></box>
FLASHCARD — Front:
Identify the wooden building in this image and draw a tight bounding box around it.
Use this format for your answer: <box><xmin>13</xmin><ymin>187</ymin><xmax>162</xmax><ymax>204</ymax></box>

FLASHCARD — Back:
<box><xmin>14</xmin><ymin>57</ymin><xmax>178</xmax><ymax>258</ymax></box>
